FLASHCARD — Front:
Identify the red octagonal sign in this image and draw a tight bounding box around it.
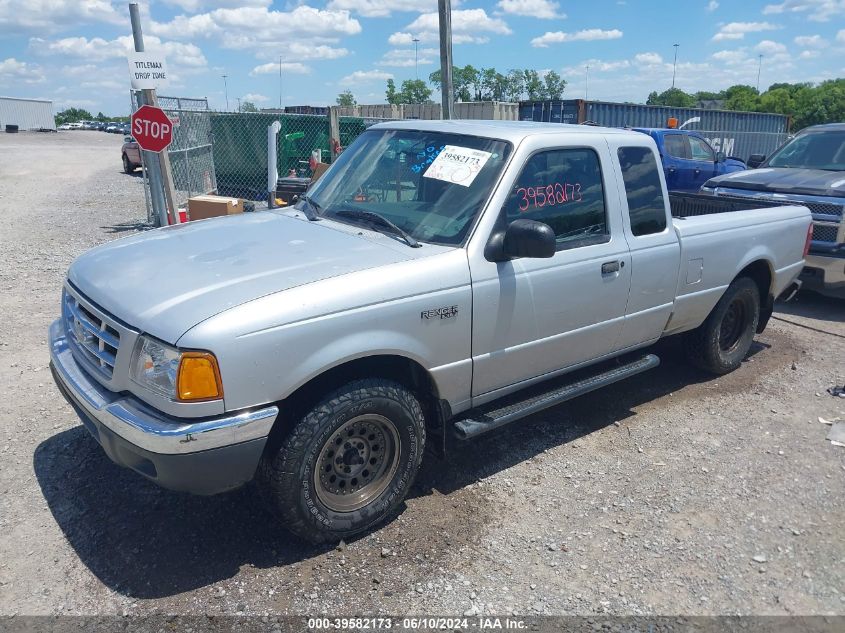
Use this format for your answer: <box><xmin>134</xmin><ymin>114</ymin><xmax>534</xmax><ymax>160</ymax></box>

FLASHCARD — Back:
<box><xmin>131</xmin><ymin>104</ymin><xmax>173</xmax><ymax>153</ymax></box>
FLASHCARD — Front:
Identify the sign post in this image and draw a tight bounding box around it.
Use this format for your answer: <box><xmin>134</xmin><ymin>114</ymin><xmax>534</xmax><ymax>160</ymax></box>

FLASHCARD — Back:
<box><xmin>128</xmin><ymin>2</ymin><xmax>177</xmax><ymax>227</ymax></box>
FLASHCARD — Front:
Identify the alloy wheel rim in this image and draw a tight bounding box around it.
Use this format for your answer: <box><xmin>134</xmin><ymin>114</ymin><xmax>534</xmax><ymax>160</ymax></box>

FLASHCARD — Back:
<box><xmin>314</xmin><ymin>414</ymin><xmax>400</xmax><ymax>513</ymax></box>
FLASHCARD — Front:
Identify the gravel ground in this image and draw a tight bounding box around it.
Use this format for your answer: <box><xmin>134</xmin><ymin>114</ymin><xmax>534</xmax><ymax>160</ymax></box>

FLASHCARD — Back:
<box><xmin>0</xmin><ymin>131</ymin><xmax>843</xmax><ymax>618</ymax></box>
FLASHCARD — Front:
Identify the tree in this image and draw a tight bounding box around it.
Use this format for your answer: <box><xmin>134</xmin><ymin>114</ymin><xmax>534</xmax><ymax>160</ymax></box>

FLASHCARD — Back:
<box><xmin>505</xmin><ymin>69</ymin><xmax>525</xmax><ymax>102</ymax></box>
<box><xmin>385</xmin><ymin>78</ymin><xmax>399</xmax><ymax>104</ymax></box>
<box><xmin>522</xmin><ymin>69</ymin><xmax>543</xmax><ymax>100</ymax></box>
<box><xmin>55</xmin><ymin>107</ymin><xmax>93</xmax><ymax>125</ymax></box>
<box><xmin>542</xmin><ymin>70</ymin><xmax>566</xmax><ymax>99</ymax></box>
<box><xmin>336</xmin><ymin>90</ymin><xmax>356</xmax><ymax>107</ymax></box>
<box><xmin>723</xmin><ymin>84</ymin><xmax>759</xmax><ymax>111</ymax></box>
<box><xmin>240</xmin><ymin>101</ymin><xmax>258</xmax><ymax>112</ymax></box>
<box><xmin>429</xmin><ymin>65</ymin><xmax>478</xmax><ymax>102</ymax></box>
<box><xmin>399</xmin><ymin>79</ymin><xmax>433</xmax><ymax>104</ymax></box>
<box><xmin>480</xmin><ymin>67</ymin><xmax>508</xmax><ymax>100</ymax></box>
<box><xmin>646</xmin><ymin>88</ymin><xmax>696</xmax><ymax>107</ymax></box>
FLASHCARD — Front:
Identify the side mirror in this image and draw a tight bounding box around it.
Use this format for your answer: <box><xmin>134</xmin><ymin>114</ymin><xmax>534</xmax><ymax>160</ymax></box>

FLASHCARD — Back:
<box><xmin>124</xmin><ymin>136</ymin><xmax>133</xmax><ymax>143</ymax></box>
<box><xmin>715</xmin><ymin>151</ymin><xmax>726</xmax><ymax>163</ymax></box>
<box><xmin>485</xmin><ymin>219</ymin><xmax>556</xmax><ymax>262</ymax></box>
<box><xmin>747</xmin><ymin>154</ymin><xmax>766</xmax><ymax>168</ymax></box>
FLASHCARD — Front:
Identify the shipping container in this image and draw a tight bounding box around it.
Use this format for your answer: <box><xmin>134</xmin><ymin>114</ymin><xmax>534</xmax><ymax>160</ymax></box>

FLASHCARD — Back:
<box><xmin>519</xmin><ymin>99</ymin><xmax>790</xmax><ymax>162</ymax></box>
<box><xmin>0</xmin><ymin>96</ymin><xmax>55</xmax><ymax>131</ymax></box>
<box><xmin>336</xmin><ymin>101</ymin><xmax>519</xmax><ymax>121</ymax></box>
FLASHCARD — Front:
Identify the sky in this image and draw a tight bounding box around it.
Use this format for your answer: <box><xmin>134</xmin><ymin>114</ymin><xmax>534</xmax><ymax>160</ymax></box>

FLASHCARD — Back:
<box><xmin>0</xmin><ymin>0</ymin><xmax>844</xmax><ymax>116</ymax></box>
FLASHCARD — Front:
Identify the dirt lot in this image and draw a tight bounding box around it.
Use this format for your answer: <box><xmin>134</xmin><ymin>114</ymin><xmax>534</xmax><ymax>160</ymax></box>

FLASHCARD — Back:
<box><xmin>0</xmin><ymin>131</ymin><xmax>843</xmax><ymax>618</ymax></box>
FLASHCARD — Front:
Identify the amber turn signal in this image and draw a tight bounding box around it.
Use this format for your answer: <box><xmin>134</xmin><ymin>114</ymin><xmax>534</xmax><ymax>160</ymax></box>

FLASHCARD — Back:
<box><xmin>177</xmin><ymin>352</ymin><xmax>223</xmax><ymax>401</ymax></box>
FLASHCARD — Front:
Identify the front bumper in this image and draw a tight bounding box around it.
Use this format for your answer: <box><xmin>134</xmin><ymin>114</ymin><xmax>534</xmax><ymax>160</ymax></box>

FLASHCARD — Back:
<box><xmin>49</xmin><ymin>319</ymin><xmax>279</xmax><ymax>495</ymax></box>
<box><xmin>800</xmin><ymin>252</ymin><xmax>845</xmax><ymax>298</ymax></box>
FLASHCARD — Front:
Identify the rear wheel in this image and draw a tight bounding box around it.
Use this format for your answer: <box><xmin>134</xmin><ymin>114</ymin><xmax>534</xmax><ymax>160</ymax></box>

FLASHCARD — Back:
<box><xmin>257</xmin><ymin>379</ymin><xmax>426</xmax><ymax>543</ymax></box>
<box><xmin>684</xmin><ymin>276</ymin><xmax>760</xmax><ymax>375</ymax></box>
<box><xmin>122</xmin><ymin>154</ymin><xmax>133</xmax><ymax>174</ymax></box>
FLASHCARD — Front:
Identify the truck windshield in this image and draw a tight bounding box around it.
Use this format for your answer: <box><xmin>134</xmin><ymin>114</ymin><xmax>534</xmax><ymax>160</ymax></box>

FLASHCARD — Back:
<box><xmin>767</xmin><ymin>130</ymin><xmax>845</xmax><ymax>171</ymax></box>
<box><xmin>302</xmin><ymin>129</ymin><xmax>512</xmax><ymax>246</ymax></box>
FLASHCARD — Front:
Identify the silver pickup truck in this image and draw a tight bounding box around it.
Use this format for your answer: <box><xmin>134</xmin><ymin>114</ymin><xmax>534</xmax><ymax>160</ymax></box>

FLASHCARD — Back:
<box><xmin>49</xmin><ymin>121</ymin><xmax>810</xmax><ymax>543</ymax></box>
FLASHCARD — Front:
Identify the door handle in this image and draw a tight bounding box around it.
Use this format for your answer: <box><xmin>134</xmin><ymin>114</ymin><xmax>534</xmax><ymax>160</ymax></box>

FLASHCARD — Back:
<box><xmin>601</xmin><ymin>260</ymin><xmax>621</xmax><ymax>274</ymax></box>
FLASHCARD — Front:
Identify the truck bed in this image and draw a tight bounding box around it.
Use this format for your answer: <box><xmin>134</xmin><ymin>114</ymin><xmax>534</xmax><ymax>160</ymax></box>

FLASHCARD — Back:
<box><xmin>669</xmin><ymin>192</ymin><xmax>795</xmax><ymax>218</ymax></box>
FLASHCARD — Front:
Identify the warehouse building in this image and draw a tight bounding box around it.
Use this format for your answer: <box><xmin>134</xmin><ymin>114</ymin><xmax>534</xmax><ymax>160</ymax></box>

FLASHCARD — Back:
<box><xmin>0</xmin><ymin>97</ymin><xmax>55</xmax><ymax>131</ymax></box>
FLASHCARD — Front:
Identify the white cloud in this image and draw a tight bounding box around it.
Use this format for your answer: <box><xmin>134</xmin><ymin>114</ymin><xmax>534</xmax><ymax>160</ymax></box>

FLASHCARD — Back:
<box><xmin>706</xmin><ymin>1</ymin><xmax>719</xmax><ymax>11</ymax></box>
<box><xmin>0</xmin><ymin>57</ymin><xmax>45</xmax><ymax>84</ymax></box>
<box><xmin>496</xmin><ymin>0</ymin><xmax>564</xmax><ymax>19</ymax></box>
<box><xmin>763</xmin><ymin>0</ymin><xmax>845</xmax><ymax>22</ymax></box>
<box><xmin>838</xmin><ymin>29</ymin><xmax>845</xmax><ymax>42</ymax></box>
<box><xmin>531</xmin><ymin>28</ymin><xmax>623</xmax><ymax>47</ymax></box>
<box><xmin>799</xmin><ymin>49</ymin><xmax>820</xmax><ymax>58</ymax></box>
<box><xmin>241</xmin><ymin>93</ymin><xmax>269</xmax><ymax>103</ymax></box>
<box><xmin>161</xmin><ymin>0</ymin><xmax>269</xmax><ymax>11</ymax></box>
<box><xmin>0</xmin><ymin>0</ymin><xmax>122</xmax><ymax>34</ymax></box>
<box><xmin>250</xmin><ymin>62</ymin><xmax>310</xmax><ymax>76</ymax></box>
<box><xmin>711</xmin><ymin>49</ymin><xmax>749</xmax><ymax>65</ymax></box>
<box><xmin>390</xmin><ymin>9</ymin><xmax>511</xmax><ymax>46</ymax></box>
<box><xmin>755</xmin><ymin>40</ymin><xmax>788</xmax><ymax>54</ymax></box>
<box><xmin>712</xmin><ymin>21</ymin><xmax>780</xmax><ymax>41</ymax></box>
<box><xmin>634</xmin><ymin>52</ymin><xmax>663</xmax><ymax>65</ymax></box>
<box><xmin>30</xmin><ymin>35</ymin><xmax>207</xmax><ymax>68</ymax></box>
<box><xmin>150</xmin><ymin>5</ymin><xmax>362</xmax><ymax>51</ymax></box>
<box><xmin>326</xmin><ymin>0</ymin><xmax>438</xmax><ymax>17</ymax></box>
<box><xmin>794</xmin><ymin>34</ymin><xmax>827</xmax><ymax>47</ymax></box>
<box><xmin>378</xmin><ymin>48</ymin><xmax>438</xmax><ymax>67</ymax></box>
<box><xmin>339</xmin><ymin>70</ymin><xmax>393</xmax><ymax>86</ymax></box>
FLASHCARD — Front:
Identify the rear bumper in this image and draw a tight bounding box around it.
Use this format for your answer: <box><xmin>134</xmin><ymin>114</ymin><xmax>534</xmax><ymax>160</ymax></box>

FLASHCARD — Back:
<box><xmin>801</xmin><ymin>252</ymin><xmax>845</xmax><ymax>298</ymax></box>
<box><xmin>49</xmin><ymin>318</ymin><xmax>278</xmax><ymax>495</ymax></box>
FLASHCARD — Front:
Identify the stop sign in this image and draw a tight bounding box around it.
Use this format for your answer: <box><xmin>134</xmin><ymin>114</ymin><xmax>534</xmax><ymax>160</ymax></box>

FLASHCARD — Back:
<box><xmin>131</xmin><ymin>104</ymin><xmax>173</xmax><ymax>153</ymax></box>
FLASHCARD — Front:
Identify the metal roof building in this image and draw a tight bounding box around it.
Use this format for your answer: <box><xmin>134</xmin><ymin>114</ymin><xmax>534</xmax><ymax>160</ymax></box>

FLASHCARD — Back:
<box><xmin>0</xmin><ymin>97</ymin><xmax>55</xmax><ymax>131</ymax></box>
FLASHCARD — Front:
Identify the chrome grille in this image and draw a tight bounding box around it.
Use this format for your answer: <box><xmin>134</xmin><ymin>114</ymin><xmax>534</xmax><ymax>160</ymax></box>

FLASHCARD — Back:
<box><xmin>62</xmin><ymin>289</ymin><xmax>121</xmax><ymax>378</ymax></box>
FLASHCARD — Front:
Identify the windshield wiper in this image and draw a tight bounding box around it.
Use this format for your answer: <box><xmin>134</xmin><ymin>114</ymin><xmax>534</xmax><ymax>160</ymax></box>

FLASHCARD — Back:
<box><xmin>294</xmin><ymin>194</ymin><xmax>321</xmax><ymax>221</ymax></box>
<box><xmin>334</xmin><ymin>208</ymin><xmax>421</xmax><ymax>248</ymax></box>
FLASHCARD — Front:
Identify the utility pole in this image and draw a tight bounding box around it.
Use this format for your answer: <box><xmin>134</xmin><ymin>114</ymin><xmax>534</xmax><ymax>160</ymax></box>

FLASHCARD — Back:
<box><xmin>279</xmin><ymin>56</ymin><xmax>283</xmax><ymax>111</ymax></box>
<box><xmin>222</xmin><ymin>74</ymin><xmax>228</xmax><ymax>111</ymax></box>
<box><xmin>671</xmin><ymin>43</ymin><xmax>679</xmax><ymax>89</ymax></box>
<box><xmin>437</xmin><ymin>0</ymin><xmax>454</xmax><ymax>120</ymax></box>
<box><xmin>413</xmin><ymin>36</ymin><xmax>420</xmax><ymax>80</ymax></box>
<box><xmin>756</xmin><ymin>54</ymin><xmax>763</xmax><ymax>92</ymax></box>
<box><xmin>236</xmin><ymin>97</ymin><xmax>241</xmax><ymax>112</ymax></box>
<box><xmin>584</xmin><ymin>65</ymin><xmax>589</xmax><ymax>101</ymax></box>
<box><xmin>129</xmin><ymin>2</ymin><xmax>176</xmax><ymax>227</ymax></box>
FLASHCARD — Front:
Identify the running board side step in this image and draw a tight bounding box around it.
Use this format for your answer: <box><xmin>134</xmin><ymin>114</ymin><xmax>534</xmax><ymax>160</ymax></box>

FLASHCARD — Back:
<box><xmin>453</xmin><ymin>354</ymin><xmax>660</xmax><ymax>440</ymax></box>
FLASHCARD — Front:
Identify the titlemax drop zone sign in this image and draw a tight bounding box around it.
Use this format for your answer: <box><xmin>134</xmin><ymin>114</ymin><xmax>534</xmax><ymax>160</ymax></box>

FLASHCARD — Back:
<box><xmin>127</xmin><ymin>52</ymin><xmax>169</xmax><ymax>90</ymax></box>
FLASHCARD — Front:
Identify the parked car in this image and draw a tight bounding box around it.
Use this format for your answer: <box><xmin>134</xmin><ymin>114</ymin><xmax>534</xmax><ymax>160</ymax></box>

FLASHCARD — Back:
<box><xmin>701</xmin><ymin>123</ymin><xmax>845</xmax><ymax>297</ymax></box>
<box><xmin>633</xmin><ymin>128</ymin><xmax>747</xmax><ymax>192</ymax></box>
<box><xmin>104</xmin><ymin>123</ymin><xmax>120</xmax><ymax>134</ymax></box>
<box><xmin>49</xmin><ymin>121</ymin><xmax>810</xmax><ymax>543</ymax></box>
<box><xmin>121</xmin><ymin>136</ymin><xmax>141</xmax><ymax>174</ymax></box>
<box><xmin>58</xmin><ymin>123</ymin><xmax>73</xmax><ymax>130</ymax></box>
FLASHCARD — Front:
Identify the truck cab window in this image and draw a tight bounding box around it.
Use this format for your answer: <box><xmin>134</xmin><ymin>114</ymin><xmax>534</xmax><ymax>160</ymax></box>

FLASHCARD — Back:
<box><xmin>663</xmin><ymin>134</ymin><xmax>689</xmax><ymax>159</ymax></box>
<box><xmin>689</xmin><ymin>136</ymin><xmax>715</xmax><ymax>161</ymax></box>
<box><xmin>502</xmin><ymin>148</ymin><xmax>608</xmax><ymax>249</ymax></box>
<box><xmin>617</xmin><ymin>146</ymin><xmax>668</xmax><ymax>236</ymax></box>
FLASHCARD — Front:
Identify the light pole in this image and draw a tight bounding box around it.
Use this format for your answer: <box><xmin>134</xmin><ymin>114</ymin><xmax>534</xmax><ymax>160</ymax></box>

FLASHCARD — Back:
<box><xmin>413</xmin><ymin>36</ymin><xmax>420</xmax><ymax>80</ymax></box>
<box><xmin>279</xmin><ymin>56</ymin><xmax>283</xmax><ymax>111</ymax></box>
<box><xmin>437</xmin><ymin>0</ymin><xmax>454</xmax><ymax>119</ymax></box>
<box><xmin>585</xmin><ymin>65</ymin><xmax>589</xmax><ymax>101</ymax></box>
<box><xmin>236</xmin><ymin>97</ymin><xmax>241</xmax><ymax>113</ymax></box>
<box><xmin>756</xmin><ymin>54</ymin><xmax>763</xmax><ymax>93</ymax></box>
<box><xmin>671</xmin><ymin>43</ymin><xmax>679</xmax><ymax>89</ymax></box>
<box><xmin>222</xmin><ymin>74</ymin><xmax>228</xmax><ymax>111</ymax></box>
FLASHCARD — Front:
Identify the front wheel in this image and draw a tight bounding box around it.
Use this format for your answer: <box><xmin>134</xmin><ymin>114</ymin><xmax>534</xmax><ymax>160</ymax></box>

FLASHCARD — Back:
<box><xmin>258</xmin><ymin>379</ymin><xmax>426</xmax><ymax>543</ymax></box>
<box><xmin>684</xmin><ymin>276</ymin><xmax>761</xmax><ymax>375</ymax></box>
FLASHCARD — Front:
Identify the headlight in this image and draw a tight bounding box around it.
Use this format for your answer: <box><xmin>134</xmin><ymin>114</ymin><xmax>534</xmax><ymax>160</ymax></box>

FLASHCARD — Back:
<box><xmin>130</xmin><ymin>335</ymin><xmax>223</xmax><ymax>402</ymax></box>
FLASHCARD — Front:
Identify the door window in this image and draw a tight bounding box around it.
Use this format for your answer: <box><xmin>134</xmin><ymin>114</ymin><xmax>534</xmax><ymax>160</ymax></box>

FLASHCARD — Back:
<box><xmin>688</xmin><ymin>136</ymin><xmax>715</xmax><ymax>161</ymax></box>
<box><xmin>617</xmin><ymin>147</ymin><xmax>668</xmax><ymax>236</ymax></box>
<box><xmin>502</xmin><ymin>148</ymin><xmax>608</xmax><ymax>249</ymax></box>
<box><xmin>663</xmin><ymin>134</ymin><xmax>689</xmax><ymax>159</ymax></box>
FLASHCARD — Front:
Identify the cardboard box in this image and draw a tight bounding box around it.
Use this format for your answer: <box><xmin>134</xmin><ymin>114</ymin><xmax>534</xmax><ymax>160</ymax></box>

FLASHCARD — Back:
<box><xmin>188</xmin><ymin>195</ymin><xmax>244</xmax><ymax>221</ymax></box>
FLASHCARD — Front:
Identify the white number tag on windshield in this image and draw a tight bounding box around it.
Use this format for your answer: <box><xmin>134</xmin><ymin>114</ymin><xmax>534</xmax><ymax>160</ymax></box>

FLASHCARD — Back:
<box><xmin>423</xmin><ymin>145</ymin><xmax>492</xmax><ymax>187</ymax></box>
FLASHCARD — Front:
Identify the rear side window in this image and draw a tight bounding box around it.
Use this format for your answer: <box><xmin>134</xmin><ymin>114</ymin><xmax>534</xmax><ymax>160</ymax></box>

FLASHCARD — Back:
<box><xmin>617</xmin><ymin>147</ymin><xmax>668</xmax><ymax>237</ymax></box>
<box><xmin>502</xmin><ymin>148</ymin><xmax>608</xmax><ymax>249</ymax></box>
<box><xmin>663</xmin><ymin>134</ymin><xmax>689</xmax><ymax>159</ymax></box>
